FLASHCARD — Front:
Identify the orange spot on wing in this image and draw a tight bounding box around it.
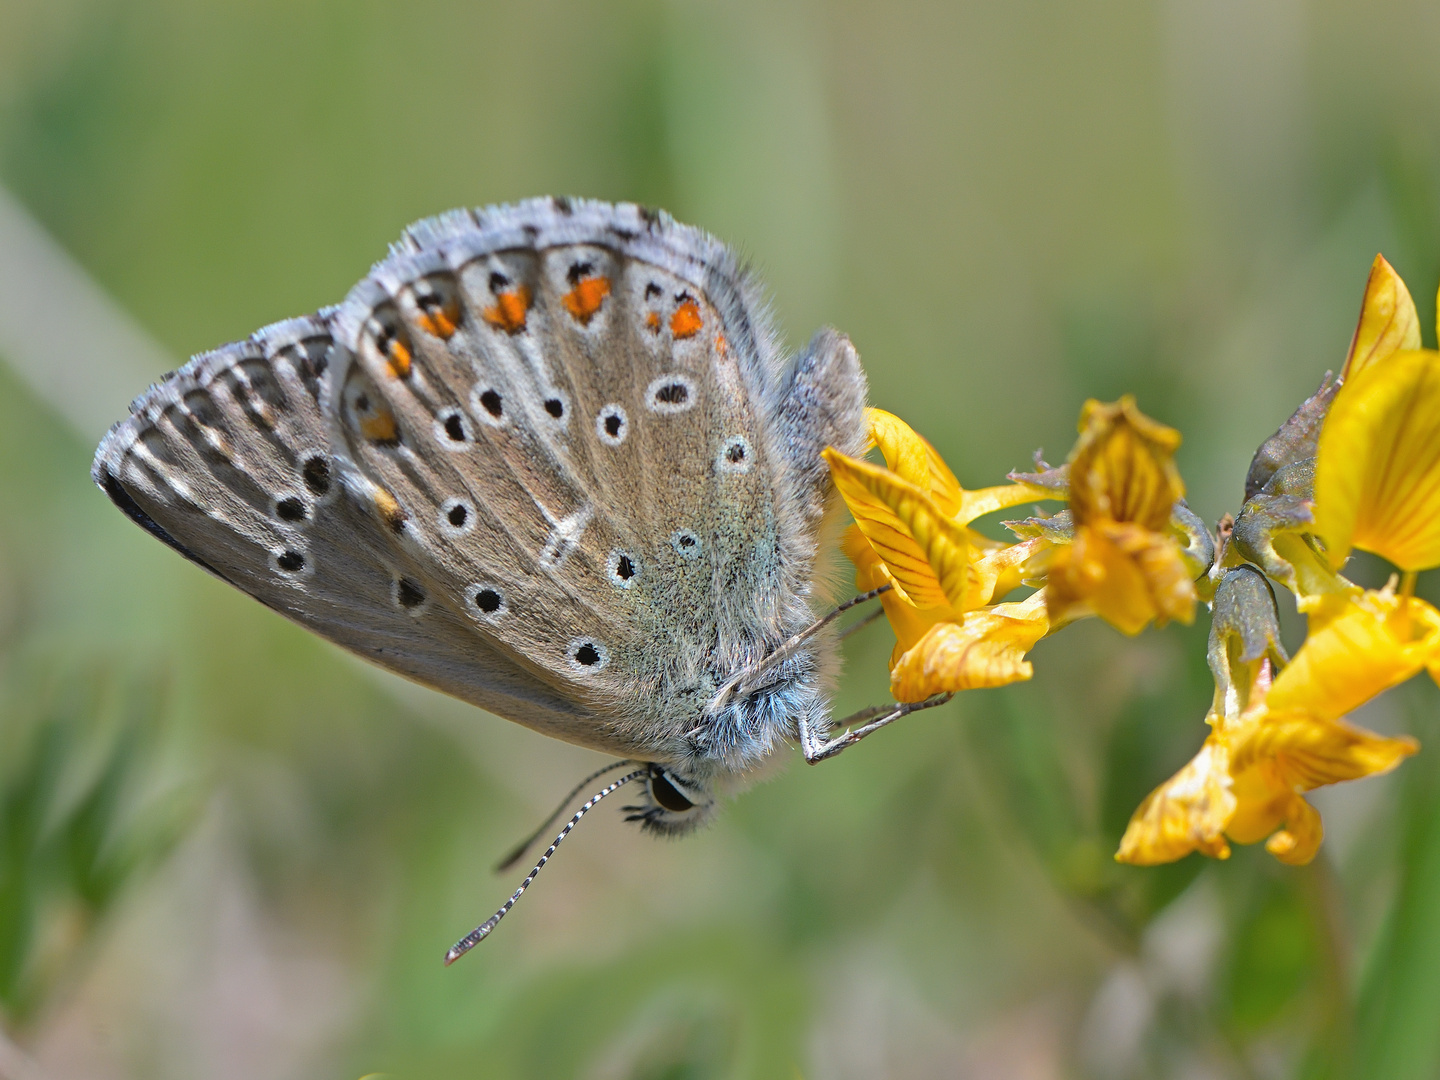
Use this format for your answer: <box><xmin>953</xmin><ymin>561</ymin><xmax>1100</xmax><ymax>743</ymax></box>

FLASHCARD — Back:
<box><xmin>645</xmin><ymin>311</ymin><xmax>661</xmax><ymax>333</ymax></box>
<box><xmin>385</xmin><ymin>339</ymin><xmax>412</xmax><ymax>379</ymax></box>
<box><xmin>417</xmin><ymin>299</ymin><xmax>460</xmax><ymax>339</ymax></box>
<box><xmin>359</xmin><ymin>409</ymin><xmax>398</xmax><ymax>444</ymax></box>
<box><xmin>670</xmin><ymin>299</ymin><xmax>702</xmax><ymax>339</ymax></box>
<box><xmin>714</xmin><ymin>332</ymin><xmax>727</xmax><ymax>357</ymax></box>
<box><xmin>562</xmin><ymin>276</ymin><xmax>611</xmax><ymax>325</ymax></box>
<box><xmin>483</xmin><ymin>285</ymin><xmax>531</xmax><ymax>334</ymax></box>
<box><xmin>373</xmin><ymin>487</ymin><xmax>407</xmax><ymax>531</ymax></box>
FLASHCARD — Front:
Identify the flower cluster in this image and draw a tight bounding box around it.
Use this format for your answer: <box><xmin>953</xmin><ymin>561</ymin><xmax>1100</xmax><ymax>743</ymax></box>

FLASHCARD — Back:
<box><xmin>828</xmin><ymin>254</ymin><xmax>1440</xmax><ymax>868</ymax></box>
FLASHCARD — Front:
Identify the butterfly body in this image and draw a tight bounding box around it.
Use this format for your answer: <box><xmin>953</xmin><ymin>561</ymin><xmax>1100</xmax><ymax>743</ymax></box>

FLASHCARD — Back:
<box><xmin>94</xmin><ymin>198</ymin><xmax>867</xmax><ymax>827</ymax></box>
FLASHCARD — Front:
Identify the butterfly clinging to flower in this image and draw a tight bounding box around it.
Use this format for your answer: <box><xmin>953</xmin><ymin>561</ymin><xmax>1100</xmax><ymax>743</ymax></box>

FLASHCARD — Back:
<box><xmin>93</xmin><ymin>198</ymin><xmax>938</xmax><ymax>959</ymax></box>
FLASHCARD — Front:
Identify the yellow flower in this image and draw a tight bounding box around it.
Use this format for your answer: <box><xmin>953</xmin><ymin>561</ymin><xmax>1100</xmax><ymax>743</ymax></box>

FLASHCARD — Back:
<box><xmin>825</xmin><ymin>410</ymin><xmax>1053</xmax><ymax>702</ymax></box>
<box><xmin>1117</xmin><ymin>584</ymin><xmax>1429</xmax><ymax>866</ymax></box>
<box><xmin>1251</xmin><ymin>255</ymin><xmax>1440</xmax><ymax>598</ymax></box>
<box><xmin>1044</xmin><ymin>397</ymin><xmax>1197</xmax><ymax>635</ymax></box>
<box><xmin>842</xmin><ymin>527</ymin><xmax>1050</xmax><ymax>700</ymax></box>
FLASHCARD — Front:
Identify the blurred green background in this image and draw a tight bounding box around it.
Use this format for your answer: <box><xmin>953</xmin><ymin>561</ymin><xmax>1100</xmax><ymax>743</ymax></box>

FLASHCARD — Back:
<box><xmin>2</xmin><ymin>1</ymin><xmax>1440</xmax><ymax>1077</ymax></box>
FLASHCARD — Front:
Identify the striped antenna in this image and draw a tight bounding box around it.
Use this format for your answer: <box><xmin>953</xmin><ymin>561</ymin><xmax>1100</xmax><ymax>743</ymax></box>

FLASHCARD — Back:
<box><xmin>445</xmin><ymin>765</ymin><xmax>649</xmax><ymax>965</ymax></box>
<box><xmin>494</xmin><ymin>759</ymin><xmax>635</xmax><ymax>872</ymax></box>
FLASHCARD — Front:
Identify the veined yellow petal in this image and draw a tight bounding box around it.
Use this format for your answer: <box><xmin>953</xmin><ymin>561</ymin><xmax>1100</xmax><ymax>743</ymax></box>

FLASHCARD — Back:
<box><xmin>889</xmin><ymin>594</ymin><xmax>1048</xmax><ymax>702</ymax></box>
<box><xmin>1268</xmin><ymin>590</ymin><xmax>1440</xmax><ymax>721</ymax></box>
<box><xmin>1069</xmin><ymin>397</ymin><xmax>1184</xmax><ymax>530</ymax></box>
<box><xmin>1343</xmin><ymin>254</ymin><xmax>1421</xmax><ymax>382</ymax></box>
<box><xmin>841</xmin><ymin>525</ymin><xmax>952</xmax><ymax>659</ymax></box>
<box><xmin>957</xmin><ymin>481</ymin><xmax>1056</xmax><ymax>526</ymax></box>
<box><xmin>842</xmin><ymin>523</ymin><xmax>890</xmax><ymax>593</ymax></box>
<box><xmin>1314</xmin><ymin>349</ymin><xmax>1440</xmax><ymax>572</ymax></box>
<box><xmin>866</xmin><ymin>408</ymin><xmax>963</xmax><ymax>516</ymax></box>
<box><xmin>825</xmin><ymin>449</ymin><xmax>971</xmax><ymax>610</ymax></box>
<box><xmin>1116</xmin><ymin>731</ymin><xmax>1235</xmax><ymax>865</ymax></box>
<box><xmin>1229</xmin><ymin>709</ymin><xmax>1417</xmax><ymax>804</ymax></box>
<box><xmin>826</xmin><ymin>450</ymin><xmax>950</xmax><ymax>608</ymax></box>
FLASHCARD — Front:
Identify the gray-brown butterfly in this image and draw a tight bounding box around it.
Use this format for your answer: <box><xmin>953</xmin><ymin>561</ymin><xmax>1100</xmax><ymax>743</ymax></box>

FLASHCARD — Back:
<box><xmin>92</xmin><ymin>198</ymin><xmax>925</xmax><ymax>960</ymax></box>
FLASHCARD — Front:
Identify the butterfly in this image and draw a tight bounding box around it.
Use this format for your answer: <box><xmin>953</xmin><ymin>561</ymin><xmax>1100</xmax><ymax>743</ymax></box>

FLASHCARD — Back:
<box><xmin>92</xmin><ymin>197</ymin><xmax>938</xmax><ymax>959</ymax></box>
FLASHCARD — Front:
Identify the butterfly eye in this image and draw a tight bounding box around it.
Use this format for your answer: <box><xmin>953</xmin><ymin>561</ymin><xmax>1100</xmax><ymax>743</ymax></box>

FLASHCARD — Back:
<box><xmin>567</xmin><ymin>638</ymin><xmax>609</xmax><ymax>673</ymax></box>
<box><xmin>595</xmin><ymin>405</ymin><xmax>628</xmax><ymax>446</ymax></box>
<box><xmin>649</xmin><ymin>770</ymin><xmax>695</xmax><ymax>813</ymax></box>
<box><xmin>718</xmin><ymin>435</ymin><xmax>752</xmax><ymax>474</ymax></box>
<box><xmin>647</xmin><ymin>374</ymin><xmax>696</xmax><ymax>415</ymax></box>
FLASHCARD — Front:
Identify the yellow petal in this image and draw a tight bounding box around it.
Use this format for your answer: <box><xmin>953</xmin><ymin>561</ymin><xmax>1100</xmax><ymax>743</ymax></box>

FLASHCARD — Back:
<box><xmin>827</xmin><ymin>450</ymin><xmax>949</xmax><ymax>607</ymax></box>
<box><xmin>1045</xmin><ymin>521</ymin><xmax>1196</xmax><ymax>636</ymax></box>
<box><xmin>1230</xmin><ymin>708</ymin><xmax>1418</xmax><ymax>799</ymax></box>
<box><xmin>1116</xmin><ymin>731</ymin><xmax>1235</xmax><ymax>865</ymax></box>
<box><xmin>824</xmin><ymin>449</ymin><xmax>970</xmax><ymax>609</ymax></box>
<box><xmin>1342</xmin><ymin>254</ymin><xmax>1421</xmax><ymax>382</ymax></box>
<box><xmin>889</xmin><ymin>594</ymin><xmax>1048</xmax><ymax>702</ymax></box>
<box><xmin>1267</xmin><ymin>590</ymin><xmax>1440</xmax><ymax>721</ymax></box>
<box><xmin>957</xmin><ymin>481</ymin><xmax>1057</xmax><ymax>526</ymax></box>
<box><xmin>866</xmin><ymin>408</ymin><xmax>963</xmax><ymax>516</ymax></box>
<box><xmin>1264</xmin><ymin>794</ymin><xmax>1324</xmax><ymax>866</ymax></box>
<box><xmin>1068</xmin><ymin>396</ymin><xmax>1184</xmax><ymax>530</ymax></box>
<box><xmin>968</xmin><ymin>536</ymin><xmax>1048</xmax><ymax>608</ymax></box>
<box><xmin>1314</xmin><ymin>349</ymin><xmax>1440</xmax><ymax>572</ymax></box>
<box><xmin>841</xmin><ymin>523</ymin><xmax>890</xmax><ymax>593</ymax></box>
<box><xmin>841</xmin><ymin>525</ymin><xmax>951</xmax><ymax>659</ymax></box>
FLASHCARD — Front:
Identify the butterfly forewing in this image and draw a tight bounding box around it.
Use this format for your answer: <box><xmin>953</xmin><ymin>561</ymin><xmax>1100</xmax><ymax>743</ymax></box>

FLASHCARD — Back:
<box><xmin>92</xmin><ymin>318</ymin><xmax>599</xmax><ymax>745</ymax></box>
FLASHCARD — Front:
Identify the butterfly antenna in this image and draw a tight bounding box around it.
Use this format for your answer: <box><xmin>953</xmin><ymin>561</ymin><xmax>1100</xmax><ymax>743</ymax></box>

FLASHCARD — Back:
<box><xmin>839</xmin><ymin>605</ymin><xmax>886</xmax><ymax>640</ymax></box>
<box><xmin>710</xmin><ymin>584</ymin><xmax>892</xmax><ymax>710</ymax></box>
<box><xmin>445</xmin><ymin>765</ymin><xmax>649</xmax><ymax>965</ymax></box>
<box><xmin>494</xmin><ymin>759</ymin><xmax>635</xmax><ymax>872</ymax></box>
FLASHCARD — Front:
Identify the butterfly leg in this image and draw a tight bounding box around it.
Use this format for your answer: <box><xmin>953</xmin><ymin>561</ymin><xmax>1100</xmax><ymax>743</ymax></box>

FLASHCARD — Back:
<box><xmin>798</xmin><ymin>693</ymin><xmax>954</xmax><ymax>763</ymax></box>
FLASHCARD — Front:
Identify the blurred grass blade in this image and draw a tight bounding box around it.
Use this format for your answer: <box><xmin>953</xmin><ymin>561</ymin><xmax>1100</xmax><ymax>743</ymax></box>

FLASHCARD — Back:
<box><xmin>0</xmin><ymin>184</ymin><xmax>173</xmax><ymax>443</ymax></box>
